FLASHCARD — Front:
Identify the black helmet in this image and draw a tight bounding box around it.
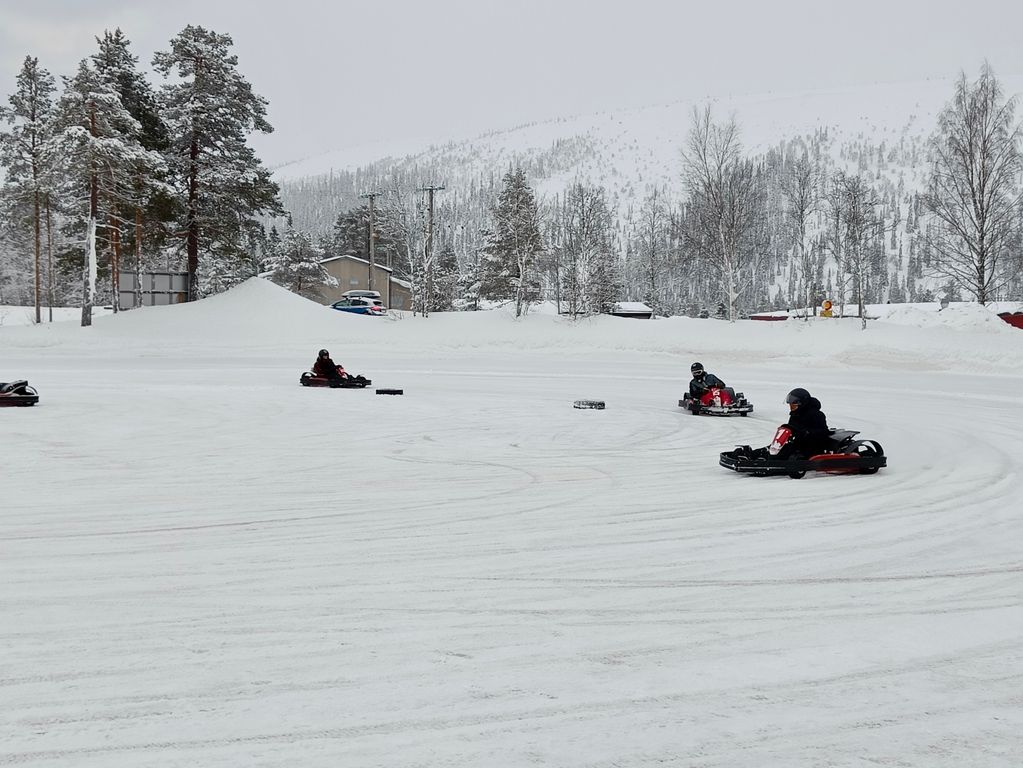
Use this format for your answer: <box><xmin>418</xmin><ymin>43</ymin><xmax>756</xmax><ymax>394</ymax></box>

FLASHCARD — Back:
<box><xmin>318</xmin><ymin>349</ymin><xmax>330</xmax><ymax>358</ymax></box>
<box><xmin>691</xmin><ymin>362</ymin><xmax>705</xmax><ymax>376</ymax></box>
<box><xmin>785</xmin><ymin>388</ymin><xmax>811</xmax><ymax>406</ymax></box>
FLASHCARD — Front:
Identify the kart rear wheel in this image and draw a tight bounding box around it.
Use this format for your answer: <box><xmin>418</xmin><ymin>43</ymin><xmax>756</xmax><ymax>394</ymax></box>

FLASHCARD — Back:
<box><xmin>855</xmin><ymin>442</ymin><xmax>882</xmax><ymax>474</ymax></box>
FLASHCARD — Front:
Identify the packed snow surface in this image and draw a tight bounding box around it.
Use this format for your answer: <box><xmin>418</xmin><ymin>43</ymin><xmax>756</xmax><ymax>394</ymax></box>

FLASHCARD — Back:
<box><xmin>3</xmin><ymin>279</ymin><xmax>1022</xmax><ymax>767</ymax></box>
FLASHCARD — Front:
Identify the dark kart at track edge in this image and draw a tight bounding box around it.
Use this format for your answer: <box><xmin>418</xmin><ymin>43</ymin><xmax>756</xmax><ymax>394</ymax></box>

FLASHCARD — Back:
<box><xmin>0</xmin><ymin>380</ymin><xmax>39</xmax><ymax>407</ymax></box>
<box><xmin>299</xmin><ymin>371</ymin><xmax>372</xmax><ymax>388</ymax></box>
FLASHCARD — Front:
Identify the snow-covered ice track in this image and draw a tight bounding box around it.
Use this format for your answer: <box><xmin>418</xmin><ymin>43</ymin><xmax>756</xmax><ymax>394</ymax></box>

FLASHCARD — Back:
<box><xmin>2</xmin><ymin>345</ymin><xmax>1023</xmax><ymax>768</ymax></box>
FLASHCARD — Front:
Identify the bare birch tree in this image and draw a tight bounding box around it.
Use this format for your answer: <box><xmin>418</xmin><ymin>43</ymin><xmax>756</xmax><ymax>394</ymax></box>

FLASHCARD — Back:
<box><xmin>681</xmin><ymin>107</ymin><xmax>764</xmax><ymax>321</ymax></box>
<box><xmin>924</xmin><ymin>64</ymin><xmax>1023</xmax><ymax>303</ymax></box>
<box><xmin>780</xmin><ymin>147</ymin><xmax>821</xmax><ymax>318</ymax></box>
<box><xmin>830</xmin><ymin>173</ymin><xmax>882</xmax><ymax>329</ymax></box>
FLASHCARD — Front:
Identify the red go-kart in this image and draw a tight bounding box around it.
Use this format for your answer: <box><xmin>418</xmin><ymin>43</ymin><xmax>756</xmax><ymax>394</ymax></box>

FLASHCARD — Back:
<box><xmin>679</xmin><ymin>386</ymin><xmax>753</xmax><ymax>416</ymax></box>
<box><xmin>719</xmin><ymin>424</ymin><xmax>887</xmax><ymax>479</ymax></box>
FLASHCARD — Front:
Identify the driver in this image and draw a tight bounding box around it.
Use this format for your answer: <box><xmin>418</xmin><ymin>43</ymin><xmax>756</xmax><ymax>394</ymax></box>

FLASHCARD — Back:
<box><xmin>689</xmin><ymin>362</ymin><xmax>725</xmax><ymax>399</ymax></box>
<box><xmin>312</xmin><ymin>349</ymin><xmax>350</xmax><ymax>384</ymax></box>
<box><xmin>781</xmin><ymin>387</ymin><xmax>830</xmax><ymax>456</ymax></box>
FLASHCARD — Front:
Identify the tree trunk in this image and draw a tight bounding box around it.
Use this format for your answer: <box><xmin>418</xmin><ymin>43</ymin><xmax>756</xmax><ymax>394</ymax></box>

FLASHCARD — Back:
<box><xmin>82</xmin><ymin>174</ymin><xmax>98</xmax><ymax>327</ymax></box>
<box><xmin>135</xmin><ymin>206</ymin><xmax>143</xmax><ymax>309</ymax></box>
<box><xmin>82</xmin><ymin>106</ymin><xmax>99</xmax><ymax>328</ymax></box>
<box><xmin>34</xmin><ymin>191</ymin><xmax>41</xmax><ymax>324</ymax></box>
<box><xmin>110</xmin><ymin>206</ymin><xmax>121</xmax><ymax>313</ymax></box>
<box><xmin>45</xmin><ymin>195</ymin><xmax>53</xmax><ymax>323</ymax></box>
<box><xmin>187</xmin><ymin>135</ymin><xmax>200</xmax><ymax>300</ymax></box>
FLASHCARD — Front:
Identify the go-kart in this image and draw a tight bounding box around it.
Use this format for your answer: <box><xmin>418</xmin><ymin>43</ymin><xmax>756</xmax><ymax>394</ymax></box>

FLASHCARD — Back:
<box><xmin>0</xmin><ymin>380</ymin><xmax>39</xmax><ymax>407</ymax></box>
<box><xmin>679</xmin><ymin>386</ymin><xmax>752</xmax><ymax>416</ymax></box>
<box><xmin>719</xmin><ymin>424</ymin><xmax>886</xmax><ymax>479</ymax></box>
<box><xmin>299</xmin><ymin>369</ymin><xmax>372</xmax><ymax>388</ymax></box>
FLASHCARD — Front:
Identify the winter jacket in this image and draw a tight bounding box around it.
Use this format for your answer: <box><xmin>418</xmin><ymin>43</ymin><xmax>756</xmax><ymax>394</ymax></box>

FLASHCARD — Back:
<box><xmin>690</xmin><ymin>372</ymin><xmax>725</xmax><ymax>398</ymax></box>
<box><xmin>785</xmin><ymin>397</ymin><xmax>830</xmax><ymax>452</ymax></box>
<box><xmin>313</xmin><ymin>356</ymin><xmax>345</xmax><ymax>379</ymax></box>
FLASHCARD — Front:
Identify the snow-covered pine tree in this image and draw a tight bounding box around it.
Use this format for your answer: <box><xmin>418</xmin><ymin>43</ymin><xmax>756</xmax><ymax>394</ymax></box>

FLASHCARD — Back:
<box><xmin>51</xmin><ymin>59</ymin><xmax>163</xmax><ymax>326</ymax></box>
<box><xmin>153</xmin><ymin>25</ymin><xmax>283</xmax><ymax>299</ymax></box>
<box><xmin>267</xmin><ymin>226</ymin><xmax>337</xmax><ymax>300</ymax></box>
<box><xmin>480</xmin><ymin>168</ymin><xmax>543</xmax><ymax>317</ymax></box>
<box><xmin>0</xmin><ymin>56</ymin><xmax>56</xmax><ymax>322</ymax></box>
<box><xmin>92</xmin><ymin>28</ymin><xmax>173</xmax><ymax>310</ymax></box>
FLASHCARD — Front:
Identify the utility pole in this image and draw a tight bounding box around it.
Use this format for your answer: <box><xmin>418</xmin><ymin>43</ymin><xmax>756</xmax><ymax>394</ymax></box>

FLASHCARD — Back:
<box><xmin>417</xmin><ymin>184</ymin><xmax>445</xmax><ymax>316</ymax></box>
<box><xmin>359</xmin><ymin>191</ymin><xmax>382</xmax><ymax>293</ymax></box>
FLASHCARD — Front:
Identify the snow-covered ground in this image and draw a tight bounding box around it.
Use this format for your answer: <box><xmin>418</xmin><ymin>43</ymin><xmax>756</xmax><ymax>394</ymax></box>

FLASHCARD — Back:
<box><xmin>3</xmin><ymin>279</ymin><xmax>1022</xmax><ymax>767</ymax></box>
<box><xmin>759</xmin><ymin>301</ymin><xmax>1023</xmax><ymax>331</ymax></box>
<box><xmin>0</xmin><ymin>305</ymin><xmax>112</xmax><ymax>327</ymax></box>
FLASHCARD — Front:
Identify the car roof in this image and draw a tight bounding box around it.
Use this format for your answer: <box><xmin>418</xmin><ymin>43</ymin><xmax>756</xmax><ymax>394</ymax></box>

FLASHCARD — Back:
<box><xmin>342</xmin><ymin>290</ymin><xmax>382</xmax><ymax>298</ymax></box>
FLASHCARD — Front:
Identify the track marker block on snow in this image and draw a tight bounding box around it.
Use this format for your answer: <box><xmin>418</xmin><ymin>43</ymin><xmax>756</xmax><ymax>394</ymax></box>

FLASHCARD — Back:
<box><xmin>573</xmin><ymin>399</ymin><xmax>605</xmax><ymax>410</ymax></box>
<box><xmin>376</xmin><ymin>388</ymin><xmax>404</xmax><ymax>395</ymax></box>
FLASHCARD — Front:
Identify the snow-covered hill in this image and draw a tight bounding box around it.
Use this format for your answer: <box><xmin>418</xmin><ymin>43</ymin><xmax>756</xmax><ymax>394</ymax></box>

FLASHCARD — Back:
<box><xmin>275</xmin><ymin>76</ymin><xmax>1023</xmax><ymax>224</ymax></box>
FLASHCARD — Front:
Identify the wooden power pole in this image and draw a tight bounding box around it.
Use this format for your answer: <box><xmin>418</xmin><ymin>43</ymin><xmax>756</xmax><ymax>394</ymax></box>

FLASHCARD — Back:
<box><xmin>417</xmin><ymin>184</ymin><xmax>445</xmax><ymax>316</ymax></box>
<box><xmin>360</xmin><ymin>191</ymin><xmax>382</xmax><ymax>292</ymax></box>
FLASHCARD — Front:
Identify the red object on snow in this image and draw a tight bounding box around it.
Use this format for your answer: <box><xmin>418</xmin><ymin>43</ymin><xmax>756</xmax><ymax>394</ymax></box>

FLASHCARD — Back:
<box><xmin>998</xmin><ymin>312</ymin><xmax>1023</xmax><ymax>329</ymax></box>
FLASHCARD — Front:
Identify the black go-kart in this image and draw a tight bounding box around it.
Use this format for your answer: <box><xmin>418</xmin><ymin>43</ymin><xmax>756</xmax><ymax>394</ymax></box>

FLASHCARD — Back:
<box><xmin>719</xmin><ymin>424</ymin><xmax>886</xmax><ymax>479</ymax></box>
<box><xmin>0</xmin><ymin>380</ymin><xmax>39</xmax><ymax>407</ymax></box>
<box><xmin>300</xmin><ymin>371</ymin><xmax>372</xmax><ymax>388</ymax></box>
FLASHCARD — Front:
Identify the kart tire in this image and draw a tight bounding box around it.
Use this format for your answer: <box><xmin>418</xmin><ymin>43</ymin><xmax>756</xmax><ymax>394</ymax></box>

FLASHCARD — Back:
<box><xmin>574</xmin><ymin>399</ymin><xmax>605</xmax><ymax>410</ymax></box>
<box><xmin>856</xmin><ymin>442</ymin><xmax>882</xmax><ymax>474</ymax></box>
<box><xmin>787</xmin><ymin>453</ymin><xmax>807</xmax><ymax>480</ymax></box>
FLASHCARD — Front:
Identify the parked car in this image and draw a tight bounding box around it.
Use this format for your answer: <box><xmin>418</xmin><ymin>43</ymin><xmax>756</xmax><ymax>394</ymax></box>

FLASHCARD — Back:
<box><xmin>331</xmin><ymin>290</ymin><xmax>386</xmax><ymax>316</ymax></box>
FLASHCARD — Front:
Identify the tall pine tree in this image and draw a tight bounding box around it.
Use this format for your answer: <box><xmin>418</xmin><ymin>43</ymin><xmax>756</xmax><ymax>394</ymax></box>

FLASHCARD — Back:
<box><xmin>0</xmin><ymin>57</ymin><xmax>56</xmax><ymax>322</ymax></box>
<box><xmin>153</xmin><ymin>25</ymin><xmax>282</xmax><ymax>299</ymax></box>
<box><xmin>480</xmin><ymin>168</ymin><xmax>543</xmax><ymax>317</ymax></box>
<box><xmin>51</xmin><ymin>59</ymin><xmax>163</xmax><ymax>326</ymax></box>
<box><xmin>92</xmin><ymin>28</ymin><xmax>173</xmax><ymax>309</ymax></box>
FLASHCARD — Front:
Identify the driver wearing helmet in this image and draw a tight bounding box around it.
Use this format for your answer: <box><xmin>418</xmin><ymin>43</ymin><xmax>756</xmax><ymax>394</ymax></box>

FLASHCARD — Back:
<box><xmin>312</xmin><ymin>349</ymin><xmax>349</xmax><ymax>383</ymax></box>
<box><xmin>782</xmin><ymin>388</ymin><xmax>830</xmax><ymax>456</ymax></box>
<box><xmin>689</xmin><ymin>362</ymin><xmax>726</xmax><ymax>399</ymax></box>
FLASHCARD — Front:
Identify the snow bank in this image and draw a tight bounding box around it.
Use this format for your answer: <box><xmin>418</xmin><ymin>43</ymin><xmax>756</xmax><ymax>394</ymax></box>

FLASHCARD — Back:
<box><xmin>879</xmin><ymin>302</ymin><xmax>1014</xmax><ymax>331</ymax></box>
<box><xmin>2</xmin><ymin>279</ymin><xmax>1021</xmax><ymax>373</ymax></box>
<box><xmin>0</xmin><ymin>304</ymin><xmax>111</xmax><ymax>327</ymax></box>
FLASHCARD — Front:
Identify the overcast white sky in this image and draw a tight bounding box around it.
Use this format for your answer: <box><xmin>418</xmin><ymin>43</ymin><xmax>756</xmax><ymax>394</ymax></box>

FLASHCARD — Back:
<box><xmin>2</xmin><ymin>0</ymin><xmax>1022</xmax><ymax>167</ymax></box>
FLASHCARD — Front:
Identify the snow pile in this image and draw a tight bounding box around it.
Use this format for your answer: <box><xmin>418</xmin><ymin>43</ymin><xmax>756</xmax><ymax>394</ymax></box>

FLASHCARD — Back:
<box><xmin>3</xmin><ymin>279</ymin><xmax>1022</xmax><ymax>375</ymax></box>
<box><xmin>879</xmin><ymin>302</ymin><xmax>1014</xmax><ymax>331</ymax></box>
